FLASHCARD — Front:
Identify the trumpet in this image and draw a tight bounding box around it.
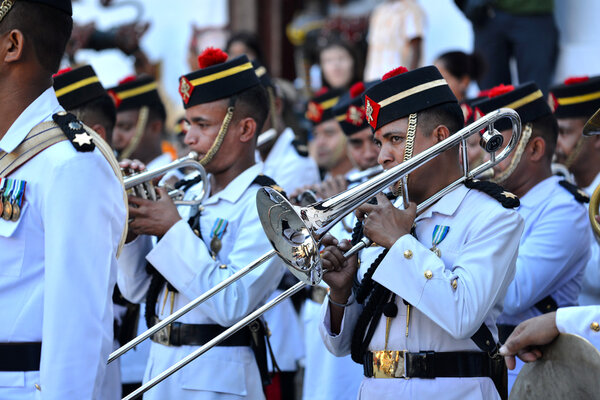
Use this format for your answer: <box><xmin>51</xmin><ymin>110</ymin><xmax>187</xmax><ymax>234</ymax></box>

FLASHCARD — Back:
<box><xmin>118</xmin><ymin>108</ymin><xmax>521</xmax><ymax>400</ymax></box>
<box><xmin>123</xmin><ymin>152</ymin><xmax>209</xmax><ymax>207</ymax></box>
<box><xmin>346</xmin><ymin>165</ymin><xmax>384</xmax><ymax>185</ymax></box>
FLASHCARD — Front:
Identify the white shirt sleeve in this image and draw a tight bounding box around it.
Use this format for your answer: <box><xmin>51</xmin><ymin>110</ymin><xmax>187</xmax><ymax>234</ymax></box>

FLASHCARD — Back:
<box><xmin>146</xmin><ymin>199</ymin><xmax>285</xmax><ymax>327</ymax></box>
<box><xmin>40</xmin><ymin>153</ymin><xmax>126</xmax><ymax>399</ymax></box>
<box><xmin>503</xmin><ymin>202</ymin><xmax>590</xmax><ymax>315</ymax></box>
<box><xmin>319</xmin><ymin>292</ymin><xmax>363</xmax><ymax>357</ymax></box>
<box><xmin>556</xmin><ymin>306</ymin><xmax>600</xmax><ymax>350</ymax></box>
<box><xmin>372</xmin><ymin>210</ymin><xmax>523</xmax><ymax>340</ymax></box>
<box><xmin>117</xmin><ymin>234</ymin><xmax>154</xmax><ymax>303</ymax></box>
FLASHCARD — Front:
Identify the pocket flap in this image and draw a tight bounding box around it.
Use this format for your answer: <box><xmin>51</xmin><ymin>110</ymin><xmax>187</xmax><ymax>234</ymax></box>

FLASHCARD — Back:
<box><xmin>0</xmin><ymin>203</ymin><xmax>27</xmax><ymax>238</ymax></box>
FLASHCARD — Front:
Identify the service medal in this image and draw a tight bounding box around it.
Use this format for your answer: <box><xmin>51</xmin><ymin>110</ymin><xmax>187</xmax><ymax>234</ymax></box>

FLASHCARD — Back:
<box><xmin>3</xmin><ymin>200</ymin><xmax>12</xmax><ymax>220</ymax></box>
<box><xmin>209</xmin><ymin>218</ymin><xmax>228</xmax><ymax>259</ymax></box>
<box><xmin>11</xmin><ymin>203</ymin><xmax>20</xmax><ymax>221</ymax></box>
<box><xmin>431</xmin><ymin>225</ymin><xmax>449</xmax><ymax>258</ymax></box>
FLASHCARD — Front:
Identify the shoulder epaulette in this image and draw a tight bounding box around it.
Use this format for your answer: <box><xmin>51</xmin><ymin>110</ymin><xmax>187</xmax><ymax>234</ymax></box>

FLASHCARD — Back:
<box><xmin>558</xmin><ymin>180</ymin><xmax>590</xmax><ymax>203</ymax></box>
<box><xmin>291</xmin><ymin>138</ymin><xmax>309</xmax><ymax>157</ymax></box>
<box><xmin>464</xmin><ymin>179</ymin><xmax>520</xmax><ymax>208</ymax></box>
<box><xmin>252</xmin><ymin>174</ymin><xmax>287</xmax><ymax>199</ymax></box>
<box><xmin>52</xmin><ymin>111</ymin><xmax>95</xmax><ymax>152</ymax></box>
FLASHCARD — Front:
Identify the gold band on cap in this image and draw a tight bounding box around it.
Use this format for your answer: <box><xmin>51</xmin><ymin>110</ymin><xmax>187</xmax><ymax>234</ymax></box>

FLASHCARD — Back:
<box><xmin>190</xmin><ymin>62</ymin><xmax>253</xmax><ymax>87</ymax></box>
<box><xmin>55</xmin><ymin>76</ymin><xmax>100</xmax><ymax>98</ymax></box>
<box><xmin>115</xmin><ymin>82</ymin><xmax>158</xmax><ymax>101</ymax></box>
<box><xmin>557</xmin><ymin>90</ymin><xmax>600</xmax><ymax>106</ymax></box>
<box><xmin>335</xmin><ymin>114</ymin><xmax>346</xmax><ymax>121</ymax></box>
<box><xmin>505</xmin><ymin>89</ymin><xmax>543</xmax><ymax>110</ymax></box>
<box><xmin>320</xmin><ymin>97</ymin><xmax>339</xmax><ymax>110</ymax></box>
<box><xmin>378</xmin><ymin>79</ymin><xmax>447</xmax><ymax>108</ymax></box>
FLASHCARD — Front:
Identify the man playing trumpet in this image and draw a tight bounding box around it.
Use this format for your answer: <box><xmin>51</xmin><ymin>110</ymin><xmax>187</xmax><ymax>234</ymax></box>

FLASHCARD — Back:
<box><xmin>117</xmin><ymin>48</ymin><xmax>284</xmax><ymax>399</ymax></box>
<box><xmin>319</xmin><ymin>65</ymin><xmax>524</xmax><ymax>400</ymax></box>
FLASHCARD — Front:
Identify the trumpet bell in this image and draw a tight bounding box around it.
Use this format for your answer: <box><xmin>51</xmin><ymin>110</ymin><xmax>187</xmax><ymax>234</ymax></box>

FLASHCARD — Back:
<box><xmin>256</xmin><ymin>187</ymin><xmax>323</xmax><ymax>285</ymax></box>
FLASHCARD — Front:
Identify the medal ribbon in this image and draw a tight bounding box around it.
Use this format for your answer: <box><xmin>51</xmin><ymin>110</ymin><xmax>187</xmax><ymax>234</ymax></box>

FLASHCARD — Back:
<box><xmin>11</xmin><ymin>179</ymin><xmax>25</xmax><ymax>207</ymax></box>
<box><xmin>4</xmin><ymin>178</ymin><xmax>14</xmax><ymax>202</ymax></box>
<box><xmin>210</xmin><ymin>218</ymin><xmax>228</xmax><ymax>240</ymax></box>
<box><xmin>431</xmin><ymin>225</ymin><xmax>449</xmax><ymax>248</ymax></box>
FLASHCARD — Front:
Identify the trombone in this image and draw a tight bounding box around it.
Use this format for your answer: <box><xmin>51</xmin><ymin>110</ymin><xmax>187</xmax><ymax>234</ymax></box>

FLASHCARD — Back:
<box><xmin>583</xmin><ymin>108</ymin><xmax>600</xmax><ymax>240</ymax></box>
<box><xmin>119</xmin><ymin>108</ymin><xmax>521</xmax><ymax>400</ymax></box>
<box><xmin>123</xmin><ymin>151</ymin><xmax>209</xmax><ymax>207</ymax></box>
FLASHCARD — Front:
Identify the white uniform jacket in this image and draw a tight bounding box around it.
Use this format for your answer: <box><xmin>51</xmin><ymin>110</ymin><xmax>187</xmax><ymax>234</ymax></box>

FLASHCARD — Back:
<box><xmin>556</xmin><ymin>306</ymin><xmax>600</xmax><ymax>350</ymax></box>
<box><xmin>260</xmin><ymin>127</ymin><xmax>320</xmax><ymax>194</ymax></box>
<box><xmin>580</xmin><ymin>172</ymin><xmax>600</xmax><ymax>306</ymax></box>
<box><xmin>118</xmin><ymin>162</ymin><xmax>285</xmax><ymax>399</ymax></box>
<box><xmin>499</xmin><ymin>176</ymin><xmax>590</xmax><ymax>325</ymax></box>
<box><xmin>0</xmin><ymin>87</ymin><xmax>126</xmax><ymax>399</ymax></box>
<box><xmin>320</xmin><ymin>184</ymin><xmax>524</xmax><ymax>400</ymax></box>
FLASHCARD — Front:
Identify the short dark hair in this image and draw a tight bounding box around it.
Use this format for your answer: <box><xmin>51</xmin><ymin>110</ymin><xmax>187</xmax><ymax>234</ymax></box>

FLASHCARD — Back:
<box><xmin>147</xmin><ymin>102</ymin><xmax>167</xmax><ymax>124</ymax></box>
<box><xmin>226</xmin><ymin>31</ymin><xmax>265</xmax><ymax>64</ymax></box>
<box><xmin>436</xmin><ymin>51</ymin><xmax>485</xmax><ymax>82</ymax></box>
<box><xmin>72</xmin><ymin>94</ymin><xmax>117</xmax><ymax>144</ymax></box>
<box><xmin>0</xmin><ymin>2</ymin><xmax>73</xmax><ymax>73</ymax></box>
<box><xmin>418</xmin><ymin>102</ymin><xmax>465</xmax><ymax>137</ymax></box>
<box><xmin>233</xmin><ymin>84</ymin><xmax>269</xmax><ymax>135</ymax></box>
<box><xmin>531</xmin><ymin>113</ymin><xmax>559</xmax><ymax>161</ymax></box>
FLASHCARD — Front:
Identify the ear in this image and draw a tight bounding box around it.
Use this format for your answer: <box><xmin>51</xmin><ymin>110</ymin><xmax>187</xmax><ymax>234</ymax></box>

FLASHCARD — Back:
<box><xmin>91</xmin><ymin>123</ymin><xmax>107</xmax><ymax>142</ymax></box>
<box><xmin>528</xmin><ymin>136</ymin><xmax>546</xmax><ymax>162</ymax></box>
<box><xmin>432</xmin><ymin>125</ymin><xmax>451</xmax><ymax>142</ymax></box>
<box><xmin>3</xmin><ymin>29</ymin><xmax>25</xmax><ymax>64</ymax></box>
<box><xmin>237</xmin><ymin>117</ymin><xmax>257</xmax><ymax>143</ymax></box>
<box><xmin>148</xmin><ymin>119</ymin><xmax>164</xmax><ymax>136</ymax></box>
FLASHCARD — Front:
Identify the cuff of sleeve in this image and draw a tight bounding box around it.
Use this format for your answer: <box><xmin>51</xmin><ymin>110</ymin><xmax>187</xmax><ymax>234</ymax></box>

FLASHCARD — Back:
<box><xmin>321</xmin><ymin>292</ymin><xmax>357</xmax><ymax>337</ymax></box>
<box><xmin>556</xmin><ymin>307</ymin><xmax>572</xmax><ymax>334</ymax></box>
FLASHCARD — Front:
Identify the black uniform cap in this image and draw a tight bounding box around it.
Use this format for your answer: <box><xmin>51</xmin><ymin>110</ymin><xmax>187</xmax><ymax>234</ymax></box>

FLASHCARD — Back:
<box><xmin>333</xmin><ymin>81</ymin><xmax>379</xmax><ymax>136</ymax></box>
<box><xmin>305</xmin><ymin>88</ymin><xmax>344</xmax><ymax>126</ymax></box>
<box><xmin>472</xmin><ymin>82</ymin><xmax>552</xmax><ymax>131</ymax></box>
<box><xmin>0</xmin><ymin>0</ymin><xmax>72</xmax><ymax>22</ymax></box>
<box><xmin>178</xmin><ymin>48</ymin><xmax>259</xmax><ymax>109</ymax></box>
<box><xmin>363</xmin><ymin>66</ymin><xmax>458</xmax><ymax>131</ymax></box>
<box><xmin>53</xmin><ymin>65</ymin><xmax>107</xmax><ymax>110</ymax></box>
<box><xmin>549</xmin><ymin>76</ymin><xmax>600</xmax><ymax>119</ymax></box>
<box><xmin>106</xmin><ymin>75</ymin><xmax>163</xmax><ymax>112</ymax></box>
<box><xmin>252</xmin><ymin>60</ymin><xmax>274</xmax><ymax>90</ymax></box>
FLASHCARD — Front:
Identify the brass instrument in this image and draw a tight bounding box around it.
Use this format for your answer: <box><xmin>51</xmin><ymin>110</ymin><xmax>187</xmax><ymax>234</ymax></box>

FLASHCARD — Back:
<box><xmin>118</xmin><ymin>108</ymin><xmax>521</xmax><ymax>400</ymax></box>
<box><xmin>123</xmin><ymin>152</ymin><xmax>209</xmax><ymax>207</ymax></box>
<box><xmin>583</xmin><ymin>109</ymin><xmax>600</xmax><ymax>240</ymax></box>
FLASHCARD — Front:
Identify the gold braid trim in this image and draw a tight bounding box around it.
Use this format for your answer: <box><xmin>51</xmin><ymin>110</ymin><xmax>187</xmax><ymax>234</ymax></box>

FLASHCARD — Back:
<box><xmin>564</xmin><ymin>135</ymin><xmax>586</xmax><ymax>169</ymax></box>
<box><xmin>199</xmin><ymin>106</ymin><xmax>234</xmax><ymax>166</ymax></box>
<box><xmin>267</xmin><ymin>86</ymin><xmax>280</xmax><ymax>136</ymax></box>
<box><xmin>0</xmin><ymin>0</ymin><xmax>14</xmax><ymax>23</ymax></box>
<box><xmin>492</xmin><ymin>123</ymin><xmax>532</xmax><ymax>184</ymax></box>
<box><xmin>118</xmin><ymin>106</ymin><xmax>149</xmax><ymax>161</ymax></box>
<box><xmin>393</xmin><ymin>113</ymin><xmax>417</xmax><ymax>198</ymax></box>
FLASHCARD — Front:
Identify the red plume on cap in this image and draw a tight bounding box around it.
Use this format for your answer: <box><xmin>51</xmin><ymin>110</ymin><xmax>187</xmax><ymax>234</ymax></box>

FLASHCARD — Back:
<box><xmin>53</xmin><ymin>67</ymin><xmax>72</xmax><ymax>77</ymax></box>
<box><xmin>564</xmin><ymin>76</ymin><xmax>589</xmax><ymax>85</ymax></box>
<box><xmin>197</xmin><ymin>47</ymin><xmax>229</xmax><ymax>69</ymax></box>
<box><xmin>349</xmin><ymin>82</ymin><xmax>365</xmax><ymax>98</ymax></box>
<box><xmin>119</xmin><ymin>75</ymin><xmax>138</xmax><ymax>85</ymax></box>
<box><xmin>488</xmin><ymin>84</ymin><xmax>515</xmax><ymax>98</ymax></box>
<box><xmin>477</xmin><ymin>89</ymin><xmax>491</xmax><ymax>98</ymax></box>
<box><xmin>382</xmin><ymin>66</ymin><xmax>408</xmax><ymax>81</ymax></box>
<box><xmin>314</xmin><ymin>87</ymin><xmax>329</xmax><ymax>97</ymax></box>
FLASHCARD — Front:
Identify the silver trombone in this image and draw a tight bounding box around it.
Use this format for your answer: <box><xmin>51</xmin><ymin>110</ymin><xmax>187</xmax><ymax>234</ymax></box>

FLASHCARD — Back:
<box><xmin>120</xmin><ymin>108</ymin><xmax>521</xmax><ymax>400</ymax></box>
<box><xmin>345</xmin><ymin>164</ymin><xmax>384</xmax><ymax>185</ymax></box>
<box><xmin>123</xmin><ymin>151</ymin><xmax>210</xmax><ymax>207</ymax></box>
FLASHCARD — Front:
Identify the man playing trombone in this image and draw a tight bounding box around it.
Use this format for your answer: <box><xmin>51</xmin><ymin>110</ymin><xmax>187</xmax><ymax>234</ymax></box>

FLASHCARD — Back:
<box><xmin>117</xmin><ymin>48</ymin><xmax>285</xmax><ymax>399</ymax></box>
<box><xmin>318</xmin><ymin>65</ymin><xmax>524</xmax><ymax>400</ymax></box>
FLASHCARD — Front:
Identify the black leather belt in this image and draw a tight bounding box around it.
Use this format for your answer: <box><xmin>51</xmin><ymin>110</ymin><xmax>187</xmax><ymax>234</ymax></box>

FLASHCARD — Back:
<box><xmin>363</xmin><ymin>349</ymin><xmax>504</xmax><ymax>380</ymax></box>
<box><xmin>150</xmin><ymin>318</ymin><xmax>251</xmax><ymax>347</ymax></box>
<box><xmin>0</xmin><ymin>342</ymin><xmax>41</xmax><ymax>371</ymax></box>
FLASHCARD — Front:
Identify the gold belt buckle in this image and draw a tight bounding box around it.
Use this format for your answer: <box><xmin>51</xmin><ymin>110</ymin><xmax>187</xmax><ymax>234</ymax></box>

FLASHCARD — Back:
<box><xmin>372</xmin><ymin>350</ymin><xmax>408</xmax><ymax>379</ymax></box>
<box><xmin>151</xmin><ymin>318</ymin><xmax>172</xmax><ymax>346</ymax></box>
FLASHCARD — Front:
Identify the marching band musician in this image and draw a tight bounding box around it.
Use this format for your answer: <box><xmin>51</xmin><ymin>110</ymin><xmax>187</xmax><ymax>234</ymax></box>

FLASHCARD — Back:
<box><xmin>549</xmin><ymin>76</ymin><xmax>600</xmax><ymax>307</ymax></box>
<box><xmin>108</xmin><ymin>75</ymin><xmax>173</xmax><ymax>169</ymax></box>
<box><xmin>318</xmin><ymin>65</ymin><xmax>524</xmax><ymax>400</ymax></box>
<box><xmin>302</xmin><ymin>80</ymin><xmax>381</xmax><ymax>400</ymax></box>
<box><xmin>116</xmin><ymin>48</ymin><xmax>285</xmax><ymax>399</ymax></box>
<box><xmin>0</xmin><ymin>0</ymin><xmax>127</xmax><ymax>398</ymax></box>
<box><xmin>472</xmin><ymin>82</ymin><xmax>591</xmax><ymax>391</ymax></box>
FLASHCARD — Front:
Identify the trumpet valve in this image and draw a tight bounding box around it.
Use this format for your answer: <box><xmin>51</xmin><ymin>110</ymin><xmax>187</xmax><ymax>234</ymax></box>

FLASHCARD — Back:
<box><xmin>480</xmin><ymin>129</ymin><xmax>504</xmax><ymax>153</ymax></box>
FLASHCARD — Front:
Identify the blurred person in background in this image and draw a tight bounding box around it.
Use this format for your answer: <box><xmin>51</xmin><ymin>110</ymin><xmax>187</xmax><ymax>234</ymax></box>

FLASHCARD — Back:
<box><xmin>318</xmin><ymin>37</ymin><xmax>362</xmax><ymax>90</ymax></box>
<box><xmin>363</xmin><ymin>0</ymin><xmax>425</xmax><ymax>80</ymax></box>
<box><xmin>434</xmin><ymin>50</ymin><xmax>485</xmax><ymax>103</ymax></box>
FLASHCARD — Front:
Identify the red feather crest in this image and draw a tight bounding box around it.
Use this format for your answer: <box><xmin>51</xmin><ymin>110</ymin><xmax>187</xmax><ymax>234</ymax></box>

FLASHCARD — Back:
<box><xmin>382</xmin><ymin>66</ymin><xmax>408</xmax><ymax>81</ymax></box>
<box><xmin>197</xmin><ymin>47</ymin><xmax>229</xmax><ymax>69</ymax></box>
<box><xmin>349</xmin><ymin>82</ymin><xmax>365</xmax><ymax>98</ymax></box>
<box><xmin>564</xmin><ymin>76</ymin><xmax>589</xmax><ymax>85</ymax></box>
<box><xmin>488</xmin><ymin>84</ymin><xmax>514</xmax><ymax>98</ymax></box>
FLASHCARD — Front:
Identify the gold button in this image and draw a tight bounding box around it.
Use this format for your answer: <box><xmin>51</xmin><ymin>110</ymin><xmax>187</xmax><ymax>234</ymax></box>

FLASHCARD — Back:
<box><xmin>193</xmin><ymin>229</ymin><xmax>201</xmax><ymax>237</ymax></box>
<box><xmin>403</xmin><ymin>250</ymin><xmax>413</xmax><ymax>259</ymax></box>
<box><xmin>451</xmin><ymin>279</ymin><xmax>458</xmax><ymax>289</ymax></box>
<box><xmin>219</xmin><ymin>264</ymin><xmax>227</xmax><ymax>269</ymax></box>
<box><xmin>591</xmin><ymin>322</ymin><xmax>600</xmax><ymax>332</ymax></box>
<box><xmin>424</xmin><ymin>270</ymin><xmax>433</xmax><ymax>279</ymax></box>
<box><xmin>34</xmin><ymin>384</ymin><xmax>41</xmax><ymax>391</ymax></box>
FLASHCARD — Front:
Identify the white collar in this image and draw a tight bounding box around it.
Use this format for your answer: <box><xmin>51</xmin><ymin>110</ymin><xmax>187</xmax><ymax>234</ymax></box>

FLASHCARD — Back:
<box><xmin>0</xmin><ymin>87</ymin><xmax>63</xmax><ymax>153</ymax></box>
<box><xmin>204</xmin><ymin>162</ymin><xmax>264</xmax><ymax>205</ymax></box>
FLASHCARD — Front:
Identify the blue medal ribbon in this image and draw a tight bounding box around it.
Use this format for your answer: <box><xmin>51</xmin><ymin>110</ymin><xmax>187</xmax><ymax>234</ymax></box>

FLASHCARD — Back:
<box><xmin>431</xmin><ymin>225</ymin><xmax>449</xmax><ymax>256</ymax></box>
<box><xmin>210</xmin><ymin>218</ymin><xmax>229</xmax><ymax>240</ymax></box>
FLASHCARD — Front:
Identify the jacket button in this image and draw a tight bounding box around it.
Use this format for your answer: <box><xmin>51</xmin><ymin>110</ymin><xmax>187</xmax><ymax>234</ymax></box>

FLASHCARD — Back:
<box><xmin>403</xmin><ymin>250</ymin><xmax>413</xmax><ymax>259</ymax></box>
<box><xmin>424</xmin><ymin>270</ymin><xmax>433</xmax><ymax>280</ymax></box>
<box><xmin>591</xmin><ymin>322</ymin><xmax>600</xmax><ymax>332</ymax></box>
